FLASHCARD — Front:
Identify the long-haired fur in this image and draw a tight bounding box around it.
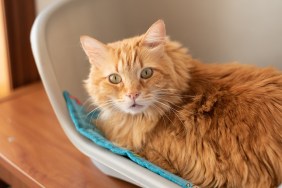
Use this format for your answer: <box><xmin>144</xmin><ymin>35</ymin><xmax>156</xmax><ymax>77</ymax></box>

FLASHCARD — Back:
<box><xmin>80</xmin><ymin>20</ymin><xmax>282</xmax><ymax>187</ymax></box>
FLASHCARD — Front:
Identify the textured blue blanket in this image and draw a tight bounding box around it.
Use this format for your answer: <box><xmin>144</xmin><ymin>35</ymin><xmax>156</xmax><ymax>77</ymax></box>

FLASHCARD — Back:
<box><xmin>63</xmin><ymin>91</ymin><xmax>192</xmax><ymax>188</ymax></box>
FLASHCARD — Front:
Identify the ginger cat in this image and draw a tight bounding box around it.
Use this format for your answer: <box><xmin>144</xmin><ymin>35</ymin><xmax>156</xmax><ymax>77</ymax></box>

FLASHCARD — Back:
<box><xmin>80</xmin><ymin>20</ymin><xmax>282</xmax><ymax>187</ymax></box>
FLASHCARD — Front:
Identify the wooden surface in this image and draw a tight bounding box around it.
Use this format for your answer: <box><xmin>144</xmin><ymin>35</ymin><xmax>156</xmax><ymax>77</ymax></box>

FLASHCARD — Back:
<box><xmin>0</xmin><ymin>82</ymin><xmax>138</xmax><ymax>188</ymax></box>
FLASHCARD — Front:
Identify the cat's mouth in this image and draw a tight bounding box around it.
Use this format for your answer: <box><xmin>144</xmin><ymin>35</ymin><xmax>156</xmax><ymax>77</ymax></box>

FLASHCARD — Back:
<box><xmin>127</xmin><ymin>102</ymin><xmax>145</xmax><ymax>114</ymax></box>
<box><xmin>130</xmin><ymin>103</ymin><xmax>143</xmax><ymax>109</ymax></box>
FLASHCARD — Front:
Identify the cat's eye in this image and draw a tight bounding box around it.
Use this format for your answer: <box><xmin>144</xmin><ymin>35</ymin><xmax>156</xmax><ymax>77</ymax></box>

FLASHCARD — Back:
<box><xmin>141</xmin><ymin>68</ymin><xmax>153</xmax><ymax>79</ymax></box>
<box><xmin>109</xmin><ymin>74</ymin><xmax>122</xmax><ymax>84</ymax></box>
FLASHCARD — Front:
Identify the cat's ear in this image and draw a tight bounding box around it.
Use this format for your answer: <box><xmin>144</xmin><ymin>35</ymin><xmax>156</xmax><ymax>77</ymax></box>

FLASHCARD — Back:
<box><xmin>80</xmin><ymin>35</ymin><xmax>108</xmax><ymax>65</ymax></box>
<box><xmin>142</xmin><ymin>20</ymin><xmax>166</xmax><ymax>51</ymax></box>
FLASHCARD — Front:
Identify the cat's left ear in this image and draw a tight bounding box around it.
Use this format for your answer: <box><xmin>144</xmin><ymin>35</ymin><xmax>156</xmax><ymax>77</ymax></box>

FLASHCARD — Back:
<box><xmin>142</xmin><ymin>20</ymin><xmax>166</xmax><ymax>52</ymax></box>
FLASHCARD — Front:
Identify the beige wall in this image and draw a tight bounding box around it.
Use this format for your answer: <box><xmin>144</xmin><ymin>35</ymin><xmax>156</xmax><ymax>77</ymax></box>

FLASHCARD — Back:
<box><xmin>34</xmin><ymin>0</ymin><xmax>282</xmax><ymax>68</ymax></box>
<box><xmin>35</xmin><ymin>0</ymin><xmax>58</xmax><ymax>13</ymax></box>
<box><xmin>178</xmin><ymin>1</ymin><xmax>282</xmax><ymax>68</ymax></box>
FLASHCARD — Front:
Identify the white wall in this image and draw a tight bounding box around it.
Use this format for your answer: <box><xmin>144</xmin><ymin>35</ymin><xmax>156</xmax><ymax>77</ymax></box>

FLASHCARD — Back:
<box><xmin>170</xmin><ymin>0</ymin><xmax>282</xmax><ymax>67</ymax></box>
<box><xmin>34</xmin><ymin>0</ymin><xmax>282</xmax><ymax>68</ymax></box>
<box><xmin>35</xmin><ymin>0</ymin><xmax>58</xmax><ymax>13</ymax></box>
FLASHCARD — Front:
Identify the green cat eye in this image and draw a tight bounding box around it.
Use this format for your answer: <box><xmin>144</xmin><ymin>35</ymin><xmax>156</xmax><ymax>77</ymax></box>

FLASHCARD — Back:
<box><xmin>141</xmin><ymin>68</ymin><xmax>153</xmax><ymax>79</ymax></box>
<box><xmin>109</xmin><ymin>74</ymin><xmax>122</xmax><ymax>84</ymax></box>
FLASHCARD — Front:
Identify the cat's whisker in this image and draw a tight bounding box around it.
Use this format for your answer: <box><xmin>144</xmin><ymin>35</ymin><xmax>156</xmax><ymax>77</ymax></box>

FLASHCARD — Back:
<box><xmin>153</xmin><ymin>105</ymin><xmax>166</xmax><ymax>124</ymax></box>
<box><xmin>152</xmin><ymin>104</ymin><xmax>176</xmax><ymax>127</ymax></box>
<box><xmin>79</xmin><ymin>99</ymin><xmax>98</xmax><ymax>116</ymax></box>
<box><xmin>155</xmin><ymin>88</ymin><xmax>180</xmax><ymax>91</ymax></box>
<box><xmin>154</xmin><ymin>91</ymin><xmax>193</xmax><ymax>99</ymax></box>
<box><xmin>86</xmin><ymin>100</ymin><xmax>115</xmax><ymax>121</ymax></box>
<box><xmin>154</xmin><ymin>88</ymin><xmax>188</xmax><ymax>93</ymax></box>
<box><xmin>151</xmin><ymin>104</ymin><xmax>166</xmax><ymax>124</ymax></box>
<box><xmin>93</xmin><ymin>107</ymin><xmax>106</xmax><ymax>124</ymax></box>
<box><xmin>154</xmin><ymin>100</ymin><xmax>179</xmax><ymax>116</ymax></box>
<box><xmin>154</xmin><ymin>100</ymin><xmax>186</xmax><ymax>128</ymax></box>
<box><xmin>154</xmin><ymin>96</ymin><xmax>184</xmax><ymax>110</ymax></box>
<box><xmin>87</xmin><ymin>103</ymin><xmax>113</xmax><ymax>125</ymax></box>
<box><xmin>93</xmin><ymin>102</ymin><xmax>119</xmax><ymax>125</ymax></box>
<box><xmin>156</xmin><ymin>92</ymin><xmax>193</xmax><ymax>99</ymax></box>
<box><xmin>81</xmin><ymin>97</ymin><xmax>94</xmax><ymax>109</ymax></box>
<box><xmin>86</xmin><ymin>101</ymin><xmax>111</xmax><ymax>117</ymax></box>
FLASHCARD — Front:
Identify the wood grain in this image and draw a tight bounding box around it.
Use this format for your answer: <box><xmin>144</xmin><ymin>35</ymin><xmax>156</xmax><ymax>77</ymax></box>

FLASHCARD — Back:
<box><xmin>3</xmin><ymin>0</ymin><xmax>40</xmax><ymax>88</ymax></box>
<box><xmin>0</xmin><ymin>82</ymin><xmax>138</xmax><ymax>188</ymax></box>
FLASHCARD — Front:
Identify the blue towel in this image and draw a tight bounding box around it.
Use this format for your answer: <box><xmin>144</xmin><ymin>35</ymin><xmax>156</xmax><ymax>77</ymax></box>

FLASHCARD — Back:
<box><xmin>63</xmin><ymin>91</ymin><xmax>193</xmax><ymax>188</ymax></box>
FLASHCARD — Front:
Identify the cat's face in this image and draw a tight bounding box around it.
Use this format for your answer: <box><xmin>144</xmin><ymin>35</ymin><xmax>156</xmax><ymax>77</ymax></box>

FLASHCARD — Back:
<box><xmin>81</xmin><ymin>20</ymin><xmax>179</xmax><ymax>115</ymax></box>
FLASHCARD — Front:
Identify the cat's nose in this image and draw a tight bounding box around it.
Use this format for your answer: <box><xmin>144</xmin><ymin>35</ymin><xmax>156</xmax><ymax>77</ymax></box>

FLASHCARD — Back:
<box><xmin>126</xmin><ymin>92</ymin><xmax>140</xmax><ymax>100</ymax></box>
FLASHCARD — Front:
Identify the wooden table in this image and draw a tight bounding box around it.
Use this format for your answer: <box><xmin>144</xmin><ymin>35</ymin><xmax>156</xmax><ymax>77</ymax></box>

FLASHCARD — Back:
<box><xmin>0</xmin><ymin>82</ymin><xmax>138</xmax><ymax>188</ymax></box>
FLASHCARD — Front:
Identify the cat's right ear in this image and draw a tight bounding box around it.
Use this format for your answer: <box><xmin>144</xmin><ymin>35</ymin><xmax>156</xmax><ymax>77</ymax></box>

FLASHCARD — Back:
<box><xmin>80</xmin><ymin>35</ymin><xmax>108</xmax><ymax>66</ymax></box>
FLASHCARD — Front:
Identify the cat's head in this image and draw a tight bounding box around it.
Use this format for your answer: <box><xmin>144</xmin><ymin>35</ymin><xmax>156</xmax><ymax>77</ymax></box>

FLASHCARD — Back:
<box><xmin>81</xmin><ymin>20</ymin><xmax>190</xmax><ymax>116</ymax></box>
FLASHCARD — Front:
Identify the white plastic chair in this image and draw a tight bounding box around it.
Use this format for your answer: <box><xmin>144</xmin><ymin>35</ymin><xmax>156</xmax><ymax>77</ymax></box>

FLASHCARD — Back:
<box><xmin>30</xmin><ymin>0</ymin><xmax>282</xmax><ymax>187</ymax></box>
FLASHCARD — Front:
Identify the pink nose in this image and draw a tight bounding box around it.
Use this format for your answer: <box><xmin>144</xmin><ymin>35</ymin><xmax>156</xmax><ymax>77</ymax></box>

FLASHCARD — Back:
<box><xmin>126</xmin><ymin>92</ymin><xmax>140</xmax><ymax>100</ymax></box>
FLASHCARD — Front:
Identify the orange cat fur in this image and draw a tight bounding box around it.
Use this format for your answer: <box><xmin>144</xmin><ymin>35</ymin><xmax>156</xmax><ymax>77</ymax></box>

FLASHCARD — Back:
<box><xmin>80</xmin><ymin>20</ymin><xmax>282</xmax><ymax>187</ymax></box>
